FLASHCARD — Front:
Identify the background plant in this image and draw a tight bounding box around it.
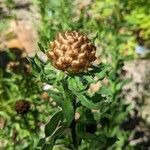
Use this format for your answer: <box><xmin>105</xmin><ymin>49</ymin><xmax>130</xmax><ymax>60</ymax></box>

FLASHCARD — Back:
<box><xmin>0</xmin><ymin>49</ymin><xmax>56</xmax><ymax>149</ymax></box>
<box><xmin>0</xmin><ymin>0</ymin><xmax>149</xmax><ymax>149</ymax></box>
<box><xmin>34</xmin><ymin>0</ymin><xmax>135</xmax><ymax>149</ymax></box>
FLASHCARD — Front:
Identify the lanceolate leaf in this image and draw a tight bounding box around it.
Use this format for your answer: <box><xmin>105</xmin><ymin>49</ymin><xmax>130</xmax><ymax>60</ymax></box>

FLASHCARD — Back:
<box><xmin>59</xmin><ymin>83</ymin><xmax>74</xmax><ymax>126</ymax></box>
<box><xmin>42</xmin><ymin>143</ymin><xmax>53</xmax><ymax>150</ymax></box>
<box><xmin>98</xmin><ymin>86</ymin><xmax>111</xmax><ymax>96</ymax></box>
<box><xmin>62</xmin><ymin>97</ymin><xmax>74</xmax><ymax>126</ymax></box>
<box><xmin>67</xmin><ymin>77</ymin><xmax>87</xmax><ymax>95</ymax></box>
<box><xmin>42</xmin><ymin>125</ymin><xmax>67</xmax><ymax>150</ymax></box>
<box><xmin>38</xmin><ymin>42</ymin><xmax>46</xmax><ymax>53</ymax></box>
<box><xmin>83</xmin><ymin>75</ymin><xmax>94</xmax><ymax>83</ymax></box>
<box><xmin>34</xmin><ymin>56</ymin><xmax>42</xmax><ymax>68</ymax></box>
<box><xmin>49</xmin><ymin>92</ymin><xmax>62</xmax><ymax>107</ymax></box>
<box><xmin>37</xmin><ymin>138</ymin><xmax>46</xmax><ymax>149</ymax></box>
<box><xmin>116</xmin><ymin>79</ymin><xmax>131</xmax><ymax>91</ymax></box>
<box><xmin>44</xmin><ymin>111</ymin><xmax>62</xmax><ymax>137</ymax></box>
<box><xmin>67</xmin><ymin>77</ymin><xmax>78</xmax><ymax>91</ymax></box>
<box><xmin>77</xmin><ymin>94</ymin><xmax>106</xmax><ymax>110</ymax></box>
<box><xmin>96</xmin><ymin>67</ymin><xmax>109</xmax><ymax>80</ymax></box>
<box><xmin>51</xmin><ymin>124</ymin><xmax>67</xmax><ymax>142</ymax></box>
<box><xmin>74</xmin><ymin>76</ymin><xmax>86</xmax><ymax>91</ymax></box>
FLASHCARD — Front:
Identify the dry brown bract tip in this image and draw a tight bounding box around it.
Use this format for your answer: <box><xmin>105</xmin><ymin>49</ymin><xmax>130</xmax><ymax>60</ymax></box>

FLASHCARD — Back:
<box><xmin>15</xmin><ymin>100</ymin><xmax>30</xmax><ymax>115</ymax></box>
<box><xmin>47</xmin><ymin>31</ymin><xmax>96</xmax><ymax>73</ymax></box>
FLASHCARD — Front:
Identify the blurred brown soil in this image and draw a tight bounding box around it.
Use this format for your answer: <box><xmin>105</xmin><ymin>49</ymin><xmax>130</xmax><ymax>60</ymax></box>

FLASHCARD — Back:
<box><xmin>0</xmin><ymin>0</ymin><xmax>41</xmax><ymax>57</ymax></box>
<box><xmin>123</xmin><ymin>59</ymin><xmax>150</xmax><ymax>147</ymax></box>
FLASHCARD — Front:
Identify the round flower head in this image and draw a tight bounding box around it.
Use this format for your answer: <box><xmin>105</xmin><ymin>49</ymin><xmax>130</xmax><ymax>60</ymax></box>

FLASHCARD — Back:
<box><xmin>47</xmin><ymin>31</ymin><xmax>96</xmax><ymax>73</ymax></box>
<box><xmin>15</xmin><ymin>100</ymin><xmax>30</xmax><ymax>115</ymax></box>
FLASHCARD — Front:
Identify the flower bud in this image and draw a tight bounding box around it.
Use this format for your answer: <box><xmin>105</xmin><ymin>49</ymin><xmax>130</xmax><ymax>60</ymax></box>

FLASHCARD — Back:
<box><xmin>47</xmin><ymin>31</ymin><xmax>97</xmax><ymax>73</ymax></box>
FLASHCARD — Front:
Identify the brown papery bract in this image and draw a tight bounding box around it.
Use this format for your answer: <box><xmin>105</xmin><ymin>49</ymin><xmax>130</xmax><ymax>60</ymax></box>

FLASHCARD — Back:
<box><xmin>47</xmin><ymin>31</ymin><xmax>97</xmax><ymax>73</ymax></box>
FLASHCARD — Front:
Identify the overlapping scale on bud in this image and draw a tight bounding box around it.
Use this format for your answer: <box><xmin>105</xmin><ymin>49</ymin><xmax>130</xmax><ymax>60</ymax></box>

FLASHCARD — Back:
<box><xmin>15</xmin><ymin>100</ymin><xmax>30</xmax><ymax>115</ymax></box>
<box><xmin>47</xmin><ymin>31</ymin><xmax>96</xmax><ymax>73</ymax></box>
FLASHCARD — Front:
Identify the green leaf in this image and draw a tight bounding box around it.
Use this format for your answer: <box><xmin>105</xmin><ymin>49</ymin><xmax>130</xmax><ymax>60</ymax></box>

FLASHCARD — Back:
<box><xmin>98</xmin><ymin>86</ymin><xmax>111</xmax><ymax>96</ymax></box>
<box><xmin>77</xmin><ymin>127</ymin><xmax>118</xmax><ymax>147</ymax></box>
<box><xmin>44</xmin><ymin>111</ymin><xmax>62</xmax><ymax>137</ymax></box>
<box><xmin>99</xmin><ymin>101</ymin><xmax>110</xmax><ymax>114</ymax></box>
<box><xmin>38</xmin><ymin>42</ymin><xmax>46</xmax><ymax>53</ymax></box>
<box><xmin>62</xmin><ymin>97</ymin><xmax>74</xmax><ymax>126</ymax></box>
<box><xmin>89</xmin><ymin>66</ymin><xmax>102</xmax><ymax>74</ymax></box>
<box><xmin>116</xmin><ymin>79</ymin><xmax>131</xmax><ymax>91</ymax></box>
<box><xmin>78</xmin><ymin>132</ymin><xmax>98</xmax><ymax>142</ymax></box>
<box><xmin>42</xmin><ymin>143</ymin><xmax>53</xmax><ymax>150</ymax></box>
<box><xmin>75</xmin><ymin>76</ymin><xmax>86</xmax><ymax>91</ymax></box>
<box><xmin>46</xmin><ymin>74</ymin><xmax>56</xmax><ymax>81</ymax></box>
<box><xmin>67</xmin><ymin>76</ymin><xmax>87</xmax><ymax>94</ymax></box>
<box><xmin>83</xmin><ymin>75</ymin><xmax>94</xmax><ymax>83</ymax></box>
<box><xmin>92</xmin><ymin>32</ymin><xmax>98</xmax><ymax>44</ymax></box>
<box><xmin>44</xmin><ymin>64</ymin><xmax>56</xmax><ymax>76</ymax></box>
<box><xmin>51</xmin><ymin>124</ymin><xmax>67</xmax><ymax>141</ymax></box>
<box><xmin>77</xmin><ymin>130</ymin><xmax>106</xmax><ymax>144</ymax></box>
<box><xmin>67</xmin><ymin>77</ymin><xmax>78</xmax><ymax>91</ymax></box>
<box><xmin>0</xmin><ymin>69</ymin><xmax>3</xmax><ymax>80</ymax></box>
<box><xmin>77</xmin><ymin>94</ymin><xmax>103</xmax><ymax>110</ymax></box>
<box><xmin>90</xmin><ymin>93</ymin><xmax>106</xmax><ymax>103</ymax></box>
<box><xmin>55</xmin><ymin>72</ymin><xmax>65</xmax><ymax>83</ymax></box>
<box><xmin>37</xmin><ymin>138</ymin><xmax>46</xmax><ymax>148</ymax></box>
<box><xmin>34</xmin><ymin>56</ymin><xmax>42</xmax><ymax>68</ymax></box>
<box><xmin>57</xmin><ymin>81</ymin><xmax>74</xmax><ymax>125</ymax></box>
<box><xmin>96</xmin><ymin>67</ymin><xmax>108</xmax><ymax>80</ymax></box>
<box><xmin>0</xmin><ymin>111</ymin><xmax>10</xmax><ymax>119</ymax></box>
<box><xmin>44</xmin><ymin>125</ymin><xmax>67</xmax><ymax>150</ymax></box>
<box><xmin>106</xmin><ymin>137</ymin><xmax>118</xmax><ymax>147</ymax></box>
<box><xmin>109</xmin><ymin>70</ymin><xmax>117</xmax><ymax>81</ymax></box>
<box><xmin>50</xmin><ymin>93</ymin><xmax>62</xmax><ymax>107</ymax></box>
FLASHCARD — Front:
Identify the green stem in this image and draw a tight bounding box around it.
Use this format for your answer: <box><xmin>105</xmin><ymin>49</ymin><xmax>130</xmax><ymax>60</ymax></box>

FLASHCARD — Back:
<box><xmin>71</xmin><ymin>118</ymin><xmax>78</xmax><ymax>150</ymax></box>
<box><xmin>70</xmin><ymin>99</ymin><xmax>78</xmax><ymax>150</ymax></box>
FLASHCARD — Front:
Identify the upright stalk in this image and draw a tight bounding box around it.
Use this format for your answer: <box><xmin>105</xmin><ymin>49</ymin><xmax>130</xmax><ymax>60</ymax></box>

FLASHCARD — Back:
<box><xmin>70</xmin><ymin>99</ymin><xmax>78</xmax><ymax>150</ymax></box>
